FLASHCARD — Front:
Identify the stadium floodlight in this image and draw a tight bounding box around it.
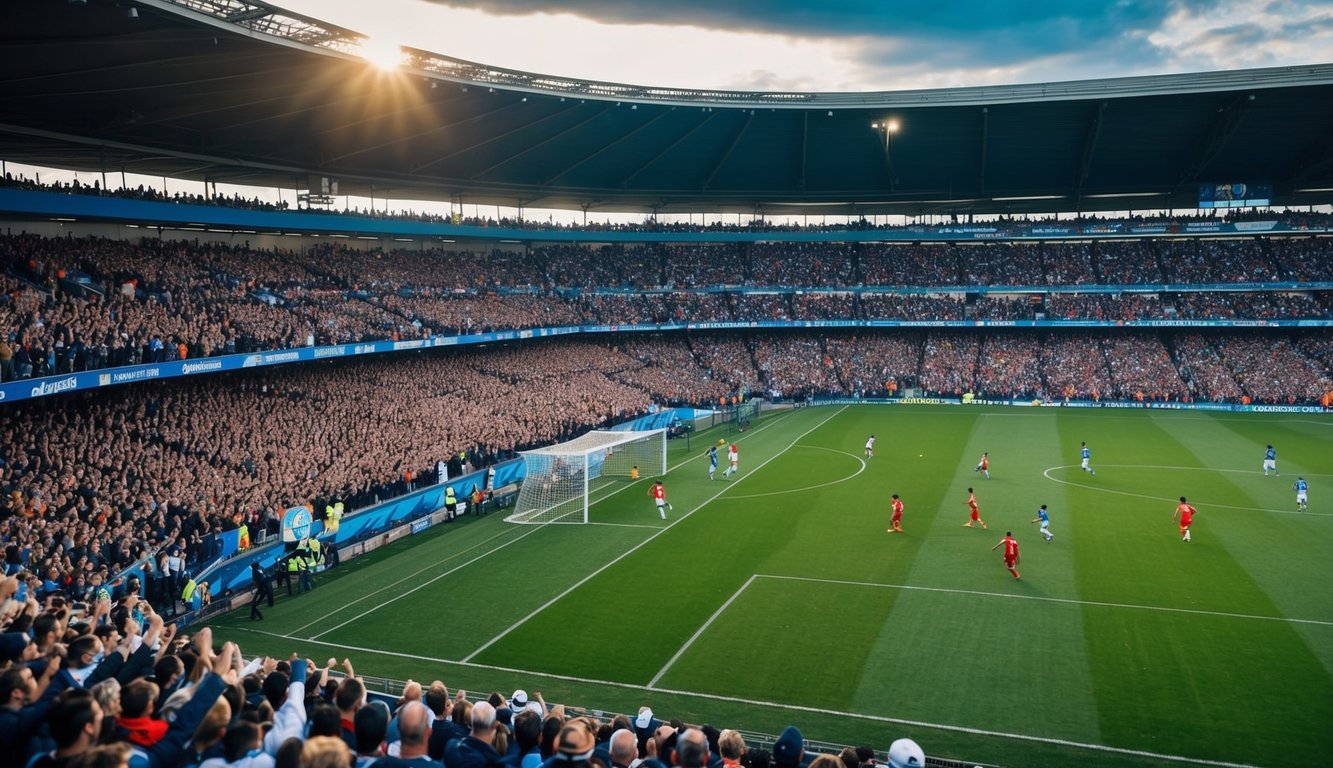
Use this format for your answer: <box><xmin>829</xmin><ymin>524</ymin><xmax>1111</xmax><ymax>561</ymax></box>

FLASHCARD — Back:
<box><xmin>509</xmin><ymin>429</ymin><xmax>667</xmax><ymax>525</ymax></box>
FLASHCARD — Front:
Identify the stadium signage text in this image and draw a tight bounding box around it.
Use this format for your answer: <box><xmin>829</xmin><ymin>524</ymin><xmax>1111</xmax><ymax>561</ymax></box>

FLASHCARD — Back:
<box><xmin>181</xmin><ymin>360</ymin><xmax>223</xmax><ymax>374</ymax></box>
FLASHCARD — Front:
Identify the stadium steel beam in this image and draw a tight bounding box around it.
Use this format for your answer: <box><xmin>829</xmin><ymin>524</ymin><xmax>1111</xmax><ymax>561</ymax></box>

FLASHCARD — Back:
<box><xmin>618</xmin><ymin>112</ymin><xmax>718</xmax><ymax>188</ymax></box>
<box><xmin>1076</xmin><ymin>101</ymin><xmax>1107</xmax><ymax>195</ymax></box>
<box><xmin>467</xmin><ymin>105</ymin><xmax>613</xmax><ymax>181</ymax></box>
<box><xmin>700</xmin><ymin>112</ymin><xmax>754</xmax><ymax>191</ymax></box>
<box><xmin>414</xmin><ymin>103</ymin><xmax>603</xmax><ymax>175</ymax></box>
<box><xmin>541</xmin><ymin>108</ymin><xmax>676</xmax><ymax>186</ymax></box>
<box><xmin>1173</xmin><ymin>93</ymin><xmax>1251</xmax><ymax>191</ymax></box>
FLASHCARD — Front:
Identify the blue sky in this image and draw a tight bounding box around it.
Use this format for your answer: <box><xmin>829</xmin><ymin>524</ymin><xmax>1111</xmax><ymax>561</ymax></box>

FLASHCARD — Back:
<box><xmin>278</xmin><ymin>0</ymin><xmax>1333</xmax><ymax>91</ymax></box>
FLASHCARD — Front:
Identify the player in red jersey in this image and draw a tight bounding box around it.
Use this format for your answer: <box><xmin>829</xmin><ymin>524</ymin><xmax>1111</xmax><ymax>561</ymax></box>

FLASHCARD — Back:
<box><xmin>990</xmin><ymin>531</ymin><xmax>1021</xmax><ymax>579</ymax></box>
<box><xmin>1173</xmin><ymin>496</ymin><xmax>1196</xmax><ymax>542</ymax></box>
<box><xmin>723</xmin><ymin>442</ymin><xmax>739</xmax><ymax>478</ymax></box>
<box><xmin>962</xmin><ymin>488</ymin><xmax>987</xmax><ymax>528</ymax></box>
<box><xmin>974</xmin><ymin>451</ymin><xmax>990</xmax><ymax>479</ymax></box>
<box><xmin>649</xmin><ymin>480</ymin><xmax>670</xmax><ymax>520</ymax></box>
<box><xmin>887</xmin><ymin>494</ymin><xmax>904</xmax><ymax>533</ymax></box>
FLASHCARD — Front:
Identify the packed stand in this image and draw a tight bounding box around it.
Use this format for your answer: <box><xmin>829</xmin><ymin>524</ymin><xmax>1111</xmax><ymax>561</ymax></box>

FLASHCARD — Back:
<box><xmin>752</xmin><ymin>336</ymin><xmax>841</xmax><ymax>399</ymax></box>
<box><xmin>959</xmin><ymin>243</ymin><xmax>1045</xmax><ymax>286</ymax></box>
<box><xmin>1103</xmin><ymin>336</ymin><xmax>1191</xmax><ymax>401</ymax></box>
<box><xmin>1171</xmin><ymin>334</ymin><xmax>1246</xmax><ymax>403</ymax></box>
<box><xmin>825</xmin><ymin>334</ymin><xmax>923</xmax><ymax>395</ymax></box>
<box><xmin>974</xmin><ymin>334</ymin><xmax>1043</xmax><ymax>398</ymax></box>
<box><xmin>1041</xmin><ymin>334</ymin><xmax>1115</xmax><ymax>401</ymax></box>
<box><xmin>1044</xmin><ymin>293</ymin><xmax>1169</xmax><ymax>321</ymax></box>
<box><xmin>663</xmin><ymin>244</ymin><xmax>747</xmax><ymax>287</ymax></box>
<box><xmin>857</xmin><ymin>294</ymin><xmax>964</xmax><ymax>321</ymax></box>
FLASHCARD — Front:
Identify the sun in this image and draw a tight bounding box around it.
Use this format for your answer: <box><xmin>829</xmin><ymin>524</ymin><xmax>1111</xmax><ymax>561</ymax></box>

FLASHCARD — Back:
<box><xmin>355</xmin><ymin>37</ymin><xmax>407</xmax><ymax>71</ymax></box>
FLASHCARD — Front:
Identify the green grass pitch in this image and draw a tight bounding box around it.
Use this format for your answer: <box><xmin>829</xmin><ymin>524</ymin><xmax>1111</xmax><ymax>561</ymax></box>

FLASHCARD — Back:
<box><xmin>211</xmin><ymin>405</ymin><xmax>1333</xmax><ymax>768</ymax></box>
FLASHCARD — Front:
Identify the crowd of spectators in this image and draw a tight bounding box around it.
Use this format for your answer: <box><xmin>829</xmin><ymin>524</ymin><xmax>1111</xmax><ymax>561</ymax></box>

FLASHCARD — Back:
<box><xmin>4</xmin><ymin>233</ymin><xmax>1332</xmax><ymax>386</ymax></box>
<box><xmin>0</xmin><ymin>593</ymin><xmax>931</xmax><ymax>768</ymax></box>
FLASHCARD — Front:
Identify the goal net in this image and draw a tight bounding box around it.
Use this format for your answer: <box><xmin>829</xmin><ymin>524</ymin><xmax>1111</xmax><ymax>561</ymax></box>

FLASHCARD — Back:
<box><xmin>508</xmin><ymin>429</ymin><xmax>667</xmax><ymax>525</ymax></box>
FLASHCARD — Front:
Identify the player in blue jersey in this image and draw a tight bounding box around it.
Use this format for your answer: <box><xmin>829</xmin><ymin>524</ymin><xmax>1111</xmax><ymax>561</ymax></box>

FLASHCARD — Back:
<box><xmin>1293</xmin><ymin>477</ymin><xmax>1308</xmax><ymax>512</ymax></box>
<box><xmin>1080</xmin><ymin>442</ymin><xmax>1096</xmax><ymax>475</ymax></box>
<box><xmin>1263</xmin><ymin>445</ymin><xmax>1278</xmax><ymax>477</ymax></box>
<box><xmin>1031</xmin><ymin>504</ymin><xmax>1053</xmax><ymax>542</ymax></box>
<box><xmin>707</xmin><ymin>445</ymin><xmax>719</xmax><ymax>480</ymax></box>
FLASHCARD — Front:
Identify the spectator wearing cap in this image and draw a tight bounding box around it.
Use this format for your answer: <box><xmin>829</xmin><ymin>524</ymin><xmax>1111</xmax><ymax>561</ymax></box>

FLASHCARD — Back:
<box><xmin>631</xmin><ymin>707</ymin><xmax>659</xmax><ymax>756</ymax></box>
<box><xmin>375</xmin><ymin>701</ymin><xmax>442</xmax><ymax>768</ymax></box>
<box><xmin>444</xmin><ymin>700</ymin><xmax>505</xmax><ymax>768</ymax></box>
<box><xmin>886</xmin><ymin>739</ymin><xmax>924</xmax><ymax>768</ymax></box>
<box><xmin>509</xmin><ymin>690</ymin><xmax>545</xmax><ymax>720</ymax></box>
<box><xmin>771</xmin><ymin>726</ymin><xmax>808</xmax><ymax>768</ymax></box>
<box><xmin>546</xmin><ymin>719</ymin><xmax>599</xmax><ymax>768</ymax></box>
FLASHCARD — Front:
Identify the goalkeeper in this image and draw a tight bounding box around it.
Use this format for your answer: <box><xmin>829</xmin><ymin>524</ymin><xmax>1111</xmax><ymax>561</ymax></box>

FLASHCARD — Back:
<box><xmin>649</xmin><ymin>480</ymin><xmax>671</xmax><ymax>520</ymax></box>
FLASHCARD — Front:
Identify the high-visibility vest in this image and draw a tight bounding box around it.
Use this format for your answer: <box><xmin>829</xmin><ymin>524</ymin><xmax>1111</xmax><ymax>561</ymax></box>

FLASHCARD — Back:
<box><xmin>181</xmin><ymin>578</ymin><xmax>197</xmax><ymax>602</ymax></box>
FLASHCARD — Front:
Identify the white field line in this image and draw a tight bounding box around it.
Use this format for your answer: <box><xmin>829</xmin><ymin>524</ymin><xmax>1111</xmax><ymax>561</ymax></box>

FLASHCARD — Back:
<box><xmin>648</xmin><ymin>574</ymin><xmax>758</xmax><ymax>687</ymax></box>
<box><xmin>294</xmin><ymin>411</ymin><xmax>796</xmax><ymax>637</ymax></box>
<box><xmin>759</xmin><ymin>573</ymin><xmax>1333</xmax><ymax>627</ymax></box>
<box><xmin>308</xmin><ymin>525</ymin><xmax>548</xmax><ymax>640</ymax></box>
<box><xmin>1042</xmin><ymin>465</ymin><xmax>1332</xmax><ymax>516</ymax></box>
<box><xmin>459</xmin><ymin>406</ymin><xmax>849</xmax><ymax>662</ymax></box>
<box><xmin>289</xmin><ymin>525</ymin><xmax>532</xmax><ymax>635</ymax></box>
<box><xmin>722</xmin><ymin>446</ymin><xmax>865</xmax><ymax>499</ymax></box>
<box><xmin>228</xmin><ymin>624</ymin><xmax>1259</xmax><ymax>768</ymax></box>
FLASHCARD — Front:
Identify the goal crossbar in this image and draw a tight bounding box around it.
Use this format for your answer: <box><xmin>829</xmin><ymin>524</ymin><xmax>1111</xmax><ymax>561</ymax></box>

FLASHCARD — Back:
<box><xmin>508</xmin><ymin>429</ymin><xmax>667</xmax><ymax>525</ymax></box>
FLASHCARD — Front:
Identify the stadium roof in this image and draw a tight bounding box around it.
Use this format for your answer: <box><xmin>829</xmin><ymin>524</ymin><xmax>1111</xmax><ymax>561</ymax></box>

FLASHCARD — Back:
<box><xmin>2</xmin><ymin>0</ymin><xmax>1332</xmax><ymax>217</ymax></box>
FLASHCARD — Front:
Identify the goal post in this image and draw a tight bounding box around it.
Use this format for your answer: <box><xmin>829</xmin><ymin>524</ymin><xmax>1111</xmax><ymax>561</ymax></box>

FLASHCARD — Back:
<box><xmin>508</xmin><ymin>429</ymin><xmax>667</xmax><ymax>525</ymax></box>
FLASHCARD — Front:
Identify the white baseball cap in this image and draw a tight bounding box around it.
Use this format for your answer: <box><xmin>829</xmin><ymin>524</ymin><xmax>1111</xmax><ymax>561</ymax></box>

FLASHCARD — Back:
<box><xmin>887</xmin><ymin>738</ymin><xmax>925</xmax><ymax>768</ymax></box>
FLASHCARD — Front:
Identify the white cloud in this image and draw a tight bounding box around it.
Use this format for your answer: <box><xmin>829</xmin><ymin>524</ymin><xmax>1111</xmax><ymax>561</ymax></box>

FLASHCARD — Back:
<box><xmin>275</xmin><ymin>0</ymin><xmax>1331</xmax><ymax>91</ymax></box>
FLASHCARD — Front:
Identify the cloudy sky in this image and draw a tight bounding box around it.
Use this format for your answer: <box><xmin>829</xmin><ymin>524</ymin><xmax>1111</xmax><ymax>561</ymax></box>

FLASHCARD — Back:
<box><xmin>276</xmin><ymin>0</ymin><xmax>1333</xmax><ymax>92</ymax></box>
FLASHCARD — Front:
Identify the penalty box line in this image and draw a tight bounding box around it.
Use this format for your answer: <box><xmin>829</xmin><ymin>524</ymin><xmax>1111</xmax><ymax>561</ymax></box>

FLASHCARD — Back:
<box><xmin>759</xmin><ymin>574</ymin><xmax>1333</xmax><ymax>627</ymax></box>
<box><xmin>295</xmin><ymin>409</ymin><xmax>797</xmax><ymax>642</ymax></box>
<box><xmin>228</xmin><ymin>624</ymin><xmax>1259</xmax><ymax>768</ymax></box>
<box><xmin>460</xmin><ymin>406</ymin><xmax>849</xmax><ymax>663</ymax></box>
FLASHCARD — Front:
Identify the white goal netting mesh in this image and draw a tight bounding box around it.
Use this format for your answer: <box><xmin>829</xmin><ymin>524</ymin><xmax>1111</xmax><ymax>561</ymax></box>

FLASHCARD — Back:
<box><xmin>508</xmin><ymin>429</ymin><xmax>666</xmax><ymax>524</ymax></box>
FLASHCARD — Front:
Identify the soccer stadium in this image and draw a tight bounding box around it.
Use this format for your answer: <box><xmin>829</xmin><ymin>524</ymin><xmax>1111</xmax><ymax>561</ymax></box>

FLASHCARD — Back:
<box><xmin>1</xmin><ymin>2</ymin><xmax>1332</xmax><ymax>767</ymax></box>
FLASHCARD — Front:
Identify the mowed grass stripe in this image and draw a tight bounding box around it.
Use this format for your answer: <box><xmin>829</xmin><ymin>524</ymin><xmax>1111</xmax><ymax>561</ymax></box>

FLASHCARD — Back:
<box><xmin>865</xmin><ymin>409</ymin><xmax>1102</xmax><ymax>745</ymax></box>
<box><xmin>1059</xmin><ymin>412</ymin><xmax>1333</xmax><ymax>767</ymax></box>
<box><xmin>1169</xmin><ymin>412</ymin><xmax>1333</xmax><ymax>676</ymax></box>
<box><xmin>279</xmin><ymin>413</ymin><xmax>799</xmax><ymax>653</ymax></box>
<box><xmin>469</xmin><ymin>407</ymin><xmax>851</xmax><ymax>680</ymax></box>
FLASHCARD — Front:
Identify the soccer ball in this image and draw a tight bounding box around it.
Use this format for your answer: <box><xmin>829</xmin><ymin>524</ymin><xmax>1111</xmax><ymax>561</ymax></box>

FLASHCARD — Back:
<box><xmin>718</xmin><ymin>438</ymin><xmax>726</xmax><ymax>446</ymax></box>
